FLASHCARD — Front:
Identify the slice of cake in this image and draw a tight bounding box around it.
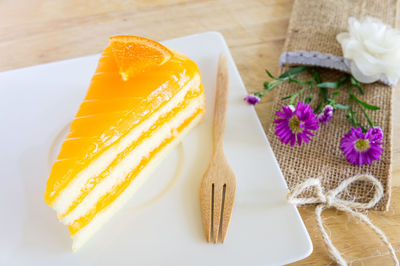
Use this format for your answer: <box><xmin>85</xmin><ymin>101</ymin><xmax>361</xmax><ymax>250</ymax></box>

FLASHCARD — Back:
<box><xmin>44</xmin><ymin>36</ymin><xmax>205</xmax><ymax>250</ymax></box>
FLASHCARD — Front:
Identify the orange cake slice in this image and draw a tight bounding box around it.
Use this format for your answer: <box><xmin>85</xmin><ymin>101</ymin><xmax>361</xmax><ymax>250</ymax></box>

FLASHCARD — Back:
<box><xmin>44</xmin><ymin>36</ymin><xmax>205</xmax><ymax>250</ymax></box>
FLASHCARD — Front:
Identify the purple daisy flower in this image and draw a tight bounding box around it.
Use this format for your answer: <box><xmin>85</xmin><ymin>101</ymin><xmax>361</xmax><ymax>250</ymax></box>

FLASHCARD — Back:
<box><xmin>318</xmin><ymin>105</ymin><xmax>334</xmax><ymax>125</ymax></box>
<box><xmin>340</xmin><ymin>127</ymin><xmax>384</xmax><ymax>165</ymax></box>
<box><xmin>274</xmin><ymin>102</ymin><xmax>319</xmax><ymax>146</ymax></box>
<box><xmin>244</xmin><ymin>94</ymin><xmax>260</xmax><ymax>105</ymax></box>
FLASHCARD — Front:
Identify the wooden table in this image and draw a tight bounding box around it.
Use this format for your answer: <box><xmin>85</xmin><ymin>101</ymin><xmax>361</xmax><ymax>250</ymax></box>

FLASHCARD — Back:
<box><xmin>1</xmin><ymin>0</ymin><xmax>399</xmax><ymax>264</ymax></box>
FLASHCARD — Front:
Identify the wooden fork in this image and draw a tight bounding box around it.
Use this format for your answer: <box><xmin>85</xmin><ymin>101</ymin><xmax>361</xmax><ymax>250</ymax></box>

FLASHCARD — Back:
<box><xmin>200</xmin><ymin>53</ymin><xmax>237</xmax><ymax>244</ymax></box>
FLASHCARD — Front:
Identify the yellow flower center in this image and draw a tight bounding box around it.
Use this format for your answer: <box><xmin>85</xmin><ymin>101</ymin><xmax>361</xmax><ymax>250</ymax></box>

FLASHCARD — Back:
<box><xmin>289</xmin><ymin>116</ymin><xmax>304</xmax><ymax>133</ymax></box>
<box><xmin>354</xmin><ymin>139</ymin><xmax>370</xmax><ymax>152</ymax></box>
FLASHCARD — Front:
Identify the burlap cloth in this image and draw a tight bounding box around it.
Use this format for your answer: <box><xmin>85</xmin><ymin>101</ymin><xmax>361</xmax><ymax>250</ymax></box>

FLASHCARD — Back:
<box><xmin>268</xmin><ymin>0</ymin><xmax>397</xmax><ymax>211</ymax></box>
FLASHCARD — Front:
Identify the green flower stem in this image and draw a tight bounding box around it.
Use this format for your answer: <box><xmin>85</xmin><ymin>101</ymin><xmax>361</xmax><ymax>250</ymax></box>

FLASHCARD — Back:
<box><xmin>331</xmin><ymin>80</ymin><xmax>344</xmax><ymax>105</ymax></box>
<box><xmin>262</xmin><ymin>66</ymin><xmax>310</xmax><ymax>95</ymax></box>
<box><xmin>263</xmin><ymin>79</ymin><xmax>284</xmax><ymax>93</ymax></box>
<box><xmin>289</xmin><ymin>86</ymin><xmax>308</xmax><ymax>105</ymax></box>
<box><xmin>346</xmin><ymin>84</ymin><xmax>359</xmax><ymax>128</ymax></box>
<box><xmin>356</xmin><ymin>101</ymin><xmax>375</xmax><ymax>128</ymax></box>
<box><xmin>253</xmin><ymin>66</ymin><xmax>381</xmax><ymax>132</ymax></box>
<box><xmin>305</xmin><ymin>84</ymin><xmax>313</xmax><ymax>104</ymax></box>
<box><xmin>348</xmin><ymin>98</ymin><xmax>360</xmax><ymax>128</ymax></box>
<box><xmin>345</xmin><ymin>78</ymin><xmax>376</xmax><ymax>130</ymax></box>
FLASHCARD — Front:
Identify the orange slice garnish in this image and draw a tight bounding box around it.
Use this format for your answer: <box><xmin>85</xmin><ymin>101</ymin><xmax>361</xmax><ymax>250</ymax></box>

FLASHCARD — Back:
<box><xmin>109</xmin><ymin>35</ymin><xmax>172</xmax><ymax>81</ymax></box>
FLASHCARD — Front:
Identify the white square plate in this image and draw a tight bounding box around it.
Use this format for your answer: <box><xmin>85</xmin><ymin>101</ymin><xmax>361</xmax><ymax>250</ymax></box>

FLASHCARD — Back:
<box><xmin>0</xmin><ymin>32</ymin><xmax>312</xmax><ymax>265</ymax></box>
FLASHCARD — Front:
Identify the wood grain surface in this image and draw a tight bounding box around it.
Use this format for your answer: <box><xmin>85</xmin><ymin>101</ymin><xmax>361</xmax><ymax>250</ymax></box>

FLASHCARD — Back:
<box><xmin>1</xmin><ymin>0</ymin><xmax>399</xmax><ymax>264</ymax></box>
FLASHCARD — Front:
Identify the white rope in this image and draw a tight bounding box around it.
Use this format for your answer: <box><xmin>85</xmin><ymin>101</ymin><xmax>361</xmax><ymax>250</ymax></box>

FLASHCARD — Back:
<box><xmin>287</xmin><ymin>174</ymin><xmax>399</xmax><ymax>266</ymax></box>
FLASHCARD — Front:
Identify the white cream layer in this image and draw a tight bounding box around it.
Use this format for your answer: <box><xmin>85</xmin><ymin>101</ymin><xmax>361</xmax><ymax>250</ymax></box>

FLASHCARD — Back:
<box><xmin>61</xmin><ymin>94</ymin><xmax>203</xmax><ymax>224</ymax></box>
<box><xmin>53</xmin><ymin>75</ymin><xmax>200</xmax><ymax>214</ymax></box>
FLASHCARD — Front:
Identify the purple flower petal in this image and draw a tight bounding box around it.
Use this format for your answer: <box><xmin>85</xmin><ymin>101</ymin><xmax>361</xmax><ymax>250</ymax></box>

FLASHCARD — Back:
<box><xmin>370</xmin><ymin>126</ymin><xmax>384</xmax><ymax>141</ymax></box>
<box><xmin>273</xmin><ymin>102</ymin><xmax>319</xmax><ymax>146</ymax></box>
<box><xmin>318</xmin><ymin>105</ymin><xmax>334</xmax><ymax>125</ymax></box>
<box><xmin>244</xmin><ymin>94</ymin><xmax>260</xmax><ymax>105</ymax></box>
<box><xmin>340</xmin><ymin>126</ymin><xmax>384</xmax><ymax>165</ymax></box>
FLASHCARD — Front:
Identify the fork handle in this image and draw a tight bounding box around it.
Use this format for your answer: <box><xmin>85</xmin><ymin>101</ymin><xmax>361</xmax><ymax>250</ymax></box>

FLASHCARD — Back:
<box><xmin>212</xmin><ymin>53</ymin><xmax>229</xmax><ymax>154</ymax></box>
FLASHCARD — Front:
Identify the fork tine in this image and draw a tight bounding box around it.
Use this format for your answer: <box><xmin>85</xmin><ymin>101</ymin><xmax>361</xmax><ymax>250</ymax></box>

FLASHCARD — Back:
<box><xmin>200</xmin><ymin>181</ymin><xmax>212</xmax><ymax>242</ymax></box>
<box><xmin>212</xmin><ymin>182</ymin><xmax>224</xmax><ymax>243</ymax></box>
<box><xmin>220</xmin><ymin>183</ymin><xmax>235</xmax><ymax>243</ymax></box>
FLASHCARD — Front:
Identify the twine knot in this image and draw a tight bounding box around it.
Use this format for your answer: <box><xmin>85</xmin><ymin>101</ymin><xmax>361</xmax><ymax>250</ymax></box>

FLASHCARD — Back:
<box><xmin>325</xmin><ymin>191</ymin><xmax>335</xmax><ymax>207</ymax></box>
<box><xmin>287</xmin><ymin>174</ymin><xmax>399</xmax><ymax>266</ymax></box>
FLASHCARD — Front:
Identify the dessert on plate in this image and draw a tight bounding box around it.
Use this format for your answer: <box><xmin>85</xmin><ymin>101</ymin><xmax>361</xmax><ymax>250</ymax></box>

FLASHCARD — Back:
<box><xmin>44</xmin><ymin>36</ymin><xmax>205</xmax><ymax>251</ymax></box>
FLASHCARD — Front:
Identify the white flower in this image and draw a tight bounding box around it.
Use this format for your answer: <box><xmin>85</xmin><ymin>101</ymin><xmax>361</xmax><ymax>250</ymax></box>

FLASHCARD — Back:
<box><xmin>337</xmin><ymin>17</ymin><xmax>400</xmax><ymax>85</ymax></box>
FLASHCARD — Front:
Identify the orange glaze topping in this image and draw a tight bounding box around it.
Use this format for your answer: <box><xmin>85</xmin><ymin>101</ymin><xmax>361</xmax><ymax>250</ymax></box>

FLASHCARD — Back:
<box><xmin>45</xmin><ymin>42</ymin><xmax>200</xmax><ymax>206</ymax></box>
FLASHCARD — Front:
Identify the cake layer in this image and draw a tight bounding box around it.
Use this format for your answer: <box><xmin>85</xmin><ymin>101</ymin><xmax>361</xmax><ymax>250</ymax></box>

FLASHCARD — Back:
<box><xmin>60</xmin><ymin>93</ymin><xmax>204</xmax><ymax>224</ymax></box>
<box><xmin>52</xmin><ymin>74</ymin><xmax>201</xmax><ymax>214</ymax></box>
<box><xmin>45</xmin><ymin>49</ymin><xmax>200</xmax><ymax>206</ymax></box>
<box><xmin>70</xmin><ymin>108</ymin><xmax>204</xmax><ymax>251</ymax></box>
<box><xmin>44</xmin><ymin>36</ymin><xmax>206</xmax><ymax>251</ymax></box>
